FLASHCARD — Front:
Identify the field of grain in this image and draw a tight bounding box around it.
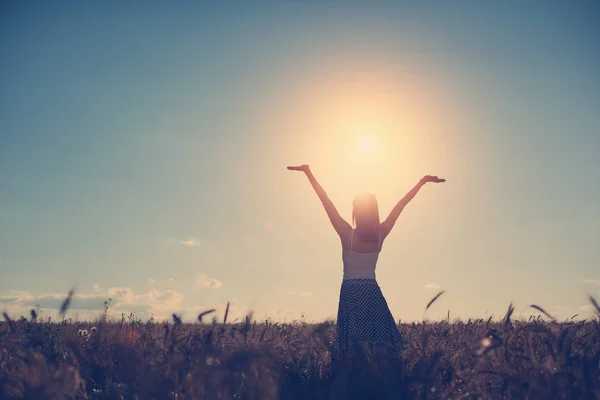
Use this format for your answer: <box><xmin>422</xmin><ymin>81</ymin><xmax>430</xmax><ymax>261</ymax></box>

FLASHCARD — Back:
<box><xmin>1</xmin><ymin>296</ymin><xmax>599</xmax><ymax>399</ymax></box>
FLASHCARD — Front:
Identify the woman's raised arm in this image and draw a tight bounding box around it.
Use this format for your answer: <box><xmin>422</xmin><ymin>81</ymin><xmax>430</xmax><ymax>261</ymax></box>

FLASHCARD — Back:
<box><xmin>288</xmin><ymin>165</ymin><xmax>352</xmax><ymax>237</ymax></box>
<box><xmin>379</xmin><ymin>175</ymin><xmax>445</xmax><ymax>238</ymax></box>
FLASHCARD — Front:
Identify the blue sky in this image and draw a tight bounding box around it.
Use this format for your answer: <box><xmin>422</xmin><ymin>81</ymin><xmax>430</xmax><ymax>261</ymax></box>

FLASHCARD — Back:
<box><xmin>1</xmin><ymin>1</ymin><xmax>599</xmax><ymax>323</ymax></box>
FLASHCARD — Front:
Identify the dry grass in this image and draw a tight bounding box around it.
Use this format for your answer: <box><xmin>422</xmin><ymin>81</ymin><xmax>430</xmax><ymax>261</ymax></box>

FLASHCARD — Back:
<box><xmin>1</xmin><ymin>295</ymin><xmax>599</xmax><ymax>399</ymax></box>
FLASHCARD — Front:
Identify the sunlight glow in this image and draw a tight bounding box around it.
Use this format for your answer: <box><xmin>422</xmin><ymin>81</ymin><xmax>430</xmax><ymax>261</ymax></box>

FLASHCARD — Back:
<box><xmin>358</xmin><ymin>136</ymin><xmax>376</xmax><ymax>157</ymax></box>
<box><xmin>278</xmin><ymin>58</ymin><xmax>454</xmax><ymax>216</ymax></box>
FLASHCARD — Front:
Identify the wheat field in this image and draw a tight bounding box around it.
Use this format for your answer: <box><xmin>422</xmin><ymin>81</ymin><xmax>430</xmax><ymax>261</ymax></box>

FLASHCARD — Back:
<box><xmin>1</xmin><ymin>295</ymin><xmax>599</xmax><ymax>399</ymax></box>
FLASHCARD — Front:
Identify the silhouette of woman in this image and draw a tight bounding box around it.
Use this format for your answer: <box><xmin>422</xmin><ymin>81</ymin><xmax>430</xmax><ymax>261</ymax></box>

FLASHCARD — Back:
<box><xmin>287</xmin><ymin>164</ymin><xmax>445</xmax><ymax>358</ymax></box>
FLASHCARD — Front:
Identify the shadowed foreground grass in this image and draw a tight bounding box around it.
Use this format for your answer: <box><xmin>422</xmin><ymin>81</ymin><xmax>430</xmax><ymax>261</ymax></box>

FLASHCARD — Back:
<box><xmin>1</xmin><ymin>299</ymin><xmax>600</xmax><ymax>399</ymax></box>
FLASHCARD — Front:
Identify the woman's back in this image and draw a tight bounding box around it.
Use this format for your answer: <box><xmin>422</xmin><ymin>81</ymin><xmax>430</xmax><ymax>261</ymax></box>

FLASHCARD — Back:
<box><xmin>342</xmin><ymin>229</ymin><xmax>381</xmax><ymax>280</ymax></box>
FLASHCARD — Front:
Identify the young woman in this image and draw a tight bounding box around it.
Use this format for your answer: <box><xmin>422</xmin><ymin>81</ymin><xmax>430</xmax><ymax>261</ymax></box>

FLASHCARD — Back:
<box><xmin>287</xmin><ymin>164</ymin><xmax>445</xmax><ymax>357</ymax></box>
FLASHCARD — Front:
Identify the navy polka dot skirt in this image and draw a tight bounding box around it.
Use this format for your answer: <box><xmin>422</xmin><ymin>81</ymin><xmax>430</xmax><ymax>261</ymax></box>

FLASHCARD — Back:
<box><xmin>335</xmin><ymin>279</ymin><xmax>406</xmax><ymax>357</ymax></box>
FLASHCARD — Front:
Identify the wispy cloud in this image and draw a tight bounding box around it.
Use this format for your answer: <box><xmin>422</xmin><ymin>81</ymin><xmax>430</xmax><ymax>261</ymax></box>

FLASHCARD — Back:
<box><xmin>135</xmin><ymin>290</ymin><xmax>184</xmax><ymax>319</ymax></box>
<box><xmin>166</xmin><ymin>237</ymin><xmax>202</xmax><ymax>247</ymax></box>
<box><xmin>148</xmin><ymin>278</ymin><xmax>156</xmax><ymax>285</ymax></box>
<box><xmin>265</xmin><ymin>221</ymin><xmax>274</xmax><ymax>230</ymax></box>
<box><xmin>195</xmin><ymin>273</ymin><xmax>222</xmax><ymax>289</ymax></box>
<box><xmin>582</xmin><ymin>279</ymin><xmax>600</xmax><ymax>285</ymax></box>
<box><xmin>580</xmin><ymin>305</ymin><xmax>594</xmax><ymax>311</ymax></box>
<box><xmin>107</xmin><ymin>287</ymin><xmax>134</xmax><ymax>303</ymax></box>
<box><xmin>299</xmin><ymin>292</ymin><xmax>313</xmax><ymax>297</ymax></box>
<box><xmin>0</xmin><ymin>291</ymin><xmax>106</xmax><ymax>311</ymax></box>
<box><xmin>180</xmin><ymin>237</ymin><xmax>202</xmax><ymax>247</ymax></box>
<box><xmin>424</xmin><ymin>283</ymin><xmax>441</xmax><ymax>289</ymax></box>
<box><xmin>283</xmin><ymin>286</ymin><xmax>296</xmax><ymax>295</ymax></box>
<box><xmin>0</xmin><ymin>288</ymin><xmax>184</xmax><ymax>321</ymax></box>
<box><xmin>91</xmin><ymin>284</ymin><xmax>102</xmax><ymax>293</ymax></box>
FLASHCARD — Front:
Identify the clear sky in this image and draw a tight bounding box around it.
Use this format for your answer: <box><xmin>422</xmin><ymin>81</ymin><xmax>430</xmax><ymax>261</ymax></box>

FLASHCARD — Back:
<box><xmin>1</xmin><ymin>1</ymin><xmax>599</xmax><ymax>323</ymax></box>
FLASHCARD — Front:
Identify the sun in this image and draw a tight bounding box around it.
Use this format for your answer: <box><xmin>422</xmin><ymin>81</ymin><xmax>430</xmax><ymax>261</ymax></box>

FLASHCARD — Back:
<box><xmin>358</xmin><ymin>136</ymin><xmax>376</xmax><ymax>157</ymax></box>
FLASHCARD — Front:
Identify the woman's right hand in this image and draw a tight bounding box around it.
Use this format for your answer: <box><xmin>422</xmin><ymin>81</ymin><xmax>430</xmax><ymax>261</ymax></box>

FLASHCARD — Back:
<box><xmin>421</xmin><ymin>175</ymin><xmax>446</xmax><ymax>184</ymax></box>
<box><xmin>287</xmin><ymin>165</ymin><xmax>310</xmax><ymax>172</ymax></box>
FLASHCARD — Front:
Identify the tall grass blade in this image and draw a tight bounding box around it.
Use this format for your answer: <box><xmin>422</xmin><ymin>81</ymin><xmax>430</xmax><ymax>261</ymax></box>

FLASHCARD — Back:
<box><xmin>60</xmin><ymin>288</ymin><xmax>75</xmax><ymax>317</ymax></box>
<box><xmin>198</xmin><ymin>309</ymin><xmax>216</xmax><ymax>323</ymax></box>
<box><xmin>528</xmin><ymin>304</ymin><xmax>556</xmax><ymax>321</ymax></box>
<box><xmin>503</xmin><ymin>303</ymin><xmax>514</xmax><ymax>325</ymax></box>
<box><xmin>588</xmin><ymin>295</ymin><xmax>600</xmax><ymax>317</ymax></box>
<box><xmin>425</xmin><ymin>291</ymin><xmax>445</xmax><ymax>311</ymax></box>
<box><xmin>224</xmin><ymin>301</ymin><xmax>230</xmax><ymax>324</ymax></box>
<box><xmin>172</xmin><ymin>314</ymin><xmax>182</xmax><ymax>325</ymax></box>
<box><xmin>2</xmin><ymin>312</ymin><xmax>16</xmax><ymax>333</ymax></box>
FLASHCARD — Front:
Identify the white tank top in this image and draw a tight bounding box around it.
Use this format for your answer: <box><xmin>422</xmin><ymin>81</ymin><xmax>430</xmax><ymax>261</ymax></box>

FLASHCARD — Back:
<box><xmin>342</xmin><ymin>230</ymin><xmax>380</xmax><ymax>280</ymax></box>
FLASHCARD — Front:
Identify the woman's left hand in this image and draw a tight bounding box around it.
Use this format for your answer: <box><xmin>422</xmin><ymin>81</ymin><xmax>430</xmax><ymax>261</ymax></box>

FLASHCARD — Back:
<box><xmin>421</xmin><ymin>175</ymin><xmax>446</xmax><ymax>183</ymax></box>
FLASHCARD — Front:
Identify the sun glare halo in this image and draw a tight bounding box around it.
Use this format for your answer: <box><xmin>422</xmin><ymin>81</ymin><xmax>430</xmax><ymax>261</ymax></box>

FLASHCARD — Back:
<box><xmin>358</xmin><ymin>136</ymin><xmax>376</xmax><ymax>157</ymax></box>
